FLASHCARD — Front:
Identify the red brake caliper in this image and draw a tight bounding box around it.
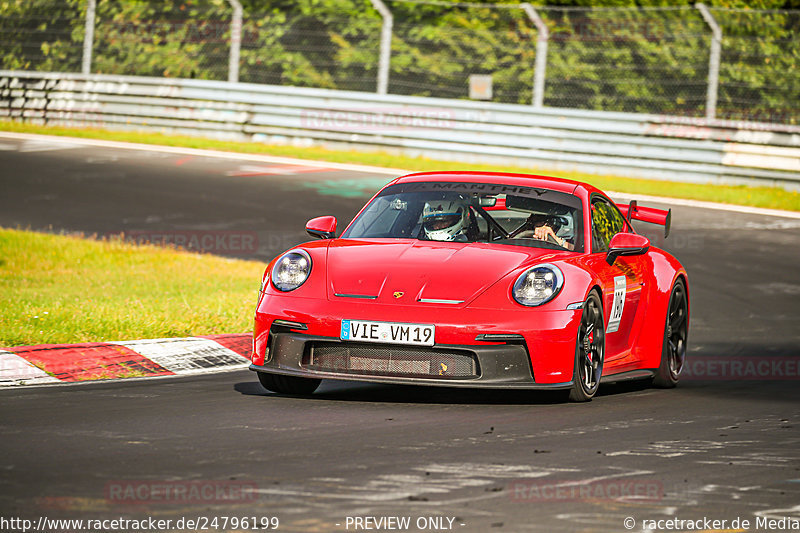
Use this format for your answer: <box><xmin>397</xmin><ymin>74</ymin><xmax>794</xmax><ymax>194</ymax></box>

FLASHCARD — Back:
<box><xmin>583</xmin><ymin>329</ymin><xmax>593</xmax><ymax>361</ymax></box>
<box><xmin>587</xmin><ymin>331</ymin><xmax>593</xmax><ymax>361</ymax></box>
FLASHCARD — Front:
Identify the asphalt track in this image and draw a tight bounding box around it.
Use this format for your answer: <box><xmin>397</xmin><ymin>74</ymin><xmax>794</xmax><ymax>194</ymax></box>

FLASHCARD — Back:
<box><xmin>1</xmin><ymin>136</ymin><xmax>799</xmax><ymax>532</ymax></box>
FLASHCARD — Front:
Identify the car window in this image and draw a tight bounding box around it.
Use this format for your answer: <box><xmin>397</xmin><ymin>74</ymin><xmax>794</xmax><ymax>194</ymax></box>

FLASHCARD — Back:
<box><xmin>341</xmin><ymin>182</ymin><xmax>584</xmax><ymax>252</ymax></box>
<box><xmin>350</xmin><ymin>196</ymin><xmax>404</xmax><ymax>236</ymax></box>
<box><xmin>591</xmin><ymin>197</ymin><xmax>626</xmax><ymax>253</ymax></box>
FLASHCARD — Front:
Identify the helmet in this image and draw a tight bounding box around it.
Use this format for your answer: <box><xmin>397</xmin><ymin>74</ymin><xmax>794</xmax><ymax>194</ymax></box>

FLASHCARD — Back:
<box><xmin>422</xmin><ymin>199</ymin><xmax>468</xmax><ymax>241</ymax></box>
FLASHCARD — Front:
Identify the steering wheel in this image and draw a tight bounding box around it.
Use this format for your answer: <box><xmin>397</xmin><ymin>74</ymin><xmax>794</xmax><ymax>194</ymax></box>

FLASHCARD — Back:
<box><xmin>508</xmin><ymin>213</ymin><xmax>542</xmax><ymax>239</ymax></box>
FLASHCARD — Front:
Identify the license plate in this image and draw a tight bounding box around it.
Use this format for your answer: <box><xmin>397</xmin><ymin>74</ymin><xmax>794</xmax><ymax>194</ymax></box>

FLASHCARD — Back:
<box><xmin>340</xmin><ymin>320</ymin><xmax>435</xmax><ymax>347</ymax></box>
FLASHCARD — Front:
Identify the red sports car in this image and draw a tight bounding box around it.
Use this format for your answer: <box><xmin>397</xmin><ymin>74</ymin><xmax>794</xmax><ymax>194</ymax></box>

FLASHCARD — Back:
<box><xmin>250</xmin><ymin>171</ymin><xmax>689</xmax><ymax>401</ymax></box>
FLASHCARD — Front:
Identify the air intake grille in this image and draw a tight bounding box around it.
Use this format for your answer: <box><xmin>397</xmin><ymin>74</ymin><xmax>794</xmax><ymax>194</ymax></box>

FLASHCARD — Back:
<box><xmin>305</xmin><ymin>342</ymin><xmax>478</xmax><ymax>379</ymax></box>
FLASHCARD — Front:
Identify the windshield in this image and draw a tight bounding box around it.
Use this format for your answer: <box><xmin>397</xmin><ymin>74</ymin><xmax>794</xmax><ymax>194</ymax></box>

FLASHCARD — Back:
<box><xmin>342</xmin><ymin>181</ymin><xmax>584</xmax><ymax>252</ymax></box>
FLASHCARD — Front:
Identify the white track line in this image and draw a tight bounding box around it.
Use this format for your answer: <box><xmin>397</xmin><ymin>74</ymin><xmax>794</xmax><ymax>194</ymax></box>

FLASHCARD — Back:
<box><xmin>0</xmin><ymin>131</ymin><xmax>403</xmax><ymax>175</ymax></box>
<box><xmin>1</xmin><ymin>131</ymin><xmax>798</xmax><ymax>219</ymax></box>
<box><xmin>608</xmin><ymin>191</ymin><xmax>800</xmax><ymax>220</ymax></box>
<box><xmin>0</xmin><ymin>365</ymin><xmax>251</xmax><ymax>390</ymax></box>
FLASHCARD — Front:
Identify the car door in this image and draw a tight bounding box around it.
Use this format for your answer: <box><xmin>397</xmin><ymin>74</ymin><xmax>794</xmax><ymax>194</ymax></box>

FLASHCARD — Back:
<box><xmin>587</xmin><ymin>195</ymin><xmax>646</xmax><ymax>365</ymax></box>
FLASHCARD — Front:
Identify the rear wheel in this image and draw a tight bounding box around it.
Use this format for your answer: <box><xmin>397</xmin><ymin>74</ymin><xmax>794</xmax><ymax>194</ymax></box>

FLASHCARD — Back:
<box><xmin>653</xmin><ymin>279</ymin><xmax>688</xmax><ymax>388</ymax></box>
<box><xmin>257</xmin><ymin>372</ymin><xmax>321</xmax><ymax>395</ymax></box>
<box><xmin>569</xmin><ymin>291</ymin><xmax>605</xmax><ymax>402</ymax></box>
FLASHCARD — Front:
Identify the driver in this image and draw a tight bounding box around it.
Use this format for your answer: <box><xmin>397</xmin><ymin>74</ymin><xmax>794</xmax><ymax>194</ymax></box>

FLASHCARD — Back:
<box><xmin>422</xmin><ymin>198</ymin><xmax>470</xmax><ymax>242</ymax></box>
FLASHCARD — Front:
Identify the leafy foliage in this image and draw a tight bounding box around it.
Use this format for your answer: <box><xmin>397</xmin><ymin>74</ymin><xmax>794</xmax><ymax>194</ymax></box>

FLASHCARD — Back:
<box><xmin>0</xmin><ymin>0</ymin><xmax>797</xmax><ymax>123</ymax></box>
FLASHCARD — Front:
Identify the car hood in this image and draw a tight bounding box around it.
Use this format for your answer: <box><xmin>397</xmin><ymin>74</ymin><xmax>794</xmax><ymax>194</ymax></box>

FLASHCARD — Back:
<box><xmin>326</xmin><ymin>239</ymin><xmax>563</xmax><ymax>305</ymax></box>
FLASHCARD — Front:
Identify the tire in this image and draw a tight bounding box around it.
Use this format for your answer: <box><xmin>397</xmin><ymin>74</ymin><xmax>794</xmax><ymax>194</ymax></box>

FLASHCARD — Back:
<box><xmin>257</xmin><ymin>372</ymin><xmax>321</xmax><ymax>395</ymax></box>
<box><xmin>568</xmin><ymin>291</ymin><xmax>605</xmax><ymax>402</ymax></box>
<box><xmin>653</xmin><ymin>278</ymin><xmax>688</xmax><ymax>388</ymax></box>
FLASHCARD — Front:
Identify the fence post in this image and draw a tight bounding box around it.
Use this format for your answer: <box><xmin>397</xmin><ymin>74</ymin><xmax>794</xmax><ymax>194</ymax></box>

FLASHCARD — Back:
<box><xmin>369</xmin><ymin>0</ymin><xmax>393</xmax><ymax>95</ymax></box>
<box><xmin>228</xmin><ymin>0</ymin><xmax>243</xmax><ymax>83</ymax></box>
<box><xmin>696</xmin><ymin>3</ymin><xmax>721</xmax><ymax>121</ymax></box>
<box><xmin>82</xmin><ymin>0</ymin><xmax>96</xmax><ymax>74</ymax></box>
<box><xmin>521</xmin><ymin>3</ymin><xmax>548</xmax><ymax>108</ymax></box>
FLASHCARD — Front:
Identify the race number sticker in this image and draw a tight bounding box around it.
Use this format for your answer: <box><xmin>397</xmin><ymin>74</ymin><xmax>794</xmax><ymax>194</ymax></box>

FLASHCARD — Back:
<box><xmin>607</xmin><ymin>276</ymin><xmax>626</xmax><ymax>333</ymax></box>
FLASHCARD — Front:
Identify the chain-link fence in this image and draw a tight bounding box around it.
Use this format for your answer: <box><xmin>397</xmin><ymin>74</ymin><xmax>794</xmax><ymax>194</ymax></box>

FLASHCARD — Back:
<box><xmin>389</xmin><ymin>3</ymin><xmax>538</xmax><ymax>102</ymax></box>
<box><xmin>540</xmin><ymin>6</ymin><xmax>711</xmax><ymax>116</ymax></box>
<box><xmin>0</xmin><ymin>0</ymin><xmax>86</xmax><ymax>74</ymax></box>
<box><xmin>712</xmin><ymin>7</ymin><xmax>800</xmax><ymax>125</ymax></box>
<box><xmin>239</xmin><ymin>8</ymin><xmax>383</xmax><ymax>92</ymax></box>
<box><xmin>1</xmin><ymin>0</ymin><xmax>798</xmax><ymax>124</ymax></box>
<box><xmin>93</xmin><ymin>1</ymin><xmax>231</xmax><ymax>80</ymax></box>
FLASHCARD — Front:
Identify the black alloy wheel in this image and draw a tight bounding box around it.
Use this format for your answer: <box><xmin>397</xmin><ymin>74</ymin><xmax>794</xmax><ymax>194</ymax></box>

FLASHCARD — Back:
<box><xmin>569</xmin><ymin>291</ymin><xmax>605</xmax><ymax>402</ymax></box>
<box><xmin>653</xmin><ymin>279</ymin><xmax>688</xmax><ymax>388</ymax></box>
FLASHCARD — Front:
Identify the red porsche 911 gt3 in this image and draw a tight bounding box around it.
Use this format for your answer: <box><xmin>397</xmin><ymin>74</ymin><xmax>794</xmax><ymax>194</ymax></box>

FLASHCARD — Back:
<box><xmin>250</xmin><ymin>171</ymin><xmax>689</xmax><ymax>401</ymax></box>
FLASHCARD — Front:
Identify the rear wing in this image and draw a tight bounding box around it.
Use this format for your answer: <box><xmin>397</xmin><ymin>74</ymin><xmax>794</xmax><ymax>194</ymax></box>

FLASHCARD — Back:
<box><xmin>616</xmin><ymin>200</ymin><xmax>671</xmax><ymax>238</ymax></box>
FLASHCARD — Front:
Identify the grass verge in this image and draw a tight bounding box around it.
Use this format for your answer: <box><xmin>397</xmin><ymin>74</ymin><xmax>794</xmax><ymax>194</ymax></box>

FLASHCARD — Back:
<box><xmin>0</xmin><ymin>228</ymin><xmax>263</xmax><ymax>347</ymax></box>
<box><xmin>2</xmin><ymin>120</ymin><xmax>798</xmax><ymax>212</ymax></box>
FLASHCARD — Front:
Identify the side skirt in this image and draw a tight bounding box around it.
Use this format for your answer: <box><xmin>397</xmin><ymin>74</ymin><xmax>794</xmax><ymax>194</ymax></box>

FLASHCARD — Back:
<box><xmin>600</xmin><ymin>369</ymin><xmax>655</xmax><ymax>384</ymax></box>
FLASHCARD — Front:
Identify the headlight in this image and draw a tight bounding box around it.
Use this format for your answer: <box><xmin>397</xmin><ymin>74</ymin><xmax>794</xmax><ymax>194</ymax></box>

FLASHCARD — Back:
<box><xmin>512</xmin><ymin>263</ymin><xmax>564</xmax><ymax>307</ymax></box>
<box><xmin>271</xmin><ymin>250</ymin><xmax>312</xmax><ymax>292</ymax></box>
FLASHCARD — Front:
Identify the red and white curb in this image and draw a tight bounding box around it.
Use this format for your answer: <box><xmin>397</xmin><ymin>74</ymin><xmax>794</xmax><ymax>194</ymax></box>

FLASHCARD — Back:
<box><xmin>0</xmin><ymin>334</ymin><xmax>251</xmax><ymax>387</ymax></box>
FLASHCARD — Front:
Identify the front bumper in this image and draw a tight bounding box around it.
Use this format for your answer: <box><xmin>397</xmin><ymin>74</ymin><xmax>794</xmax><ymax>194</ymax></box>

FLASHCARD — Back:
<box><xmin>249</xmin><ymin>332</ymin><xmax>572</xmax><ymax>389</ymax></box>
<box><xmin>252</xmin><ymin>292</ymin><xmax>581</xmax><ymax>387</ymax></box>
<box><xmin>250</xmin><ymin>332</ymin><xmax>572</xmax><ymax>389</ymax></box>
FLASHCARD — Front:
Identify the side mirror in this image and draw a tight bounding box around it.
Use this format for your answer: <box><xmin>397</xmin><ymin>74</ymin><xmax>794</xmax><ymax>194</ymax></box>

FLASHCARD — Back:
<box><xmin>306</xmin><ymin>216</ymin><xmax>337</xmax><ymax>240</ymax></box>
<box><xmin>606</xmin><ymin>233</ymin><xmax>650</xmax><ymax>265</ymax></box>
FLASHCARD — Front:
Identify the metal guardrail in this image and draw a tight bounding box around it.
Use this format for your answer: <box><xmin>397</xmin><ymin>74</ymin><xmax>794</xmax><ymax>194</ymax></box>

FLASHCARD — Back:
<box><xmin>1</xmin><ymin>71</ymin><xmax>799</xmax><ymax>189</ymax></box>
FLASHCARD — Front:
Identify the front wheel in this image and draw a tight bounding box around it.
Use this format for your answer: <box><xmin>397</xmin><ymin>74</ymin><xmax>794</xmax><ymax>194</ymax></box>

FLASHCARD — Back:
<box><xmin>257</xmin><ymin>372</ymin><xmax>321</xmax><ymax>395</ymax></box>
<box><xmin>569</xmin><ymin>291</ymin><xmax>605</xmax><ymax>402</ymax></box>
<box><xmin>653</xmin><ymin>279</ymin><xmax>688</xmax><ymax>388</ymax></box>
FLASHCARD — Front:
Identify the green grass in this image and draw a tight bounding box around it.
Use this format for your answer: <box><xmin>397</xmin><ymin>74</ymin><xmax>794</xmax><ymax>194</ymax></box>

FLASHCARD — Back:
<box><xmin>2</xmin><ymin>120</ymin><xmax>799</xmax><ymax>212</ymax></box>
<box><xmin>0</xmin><ymin>228</ymin><xmax>264</xmax><ymax>347</ymax></box>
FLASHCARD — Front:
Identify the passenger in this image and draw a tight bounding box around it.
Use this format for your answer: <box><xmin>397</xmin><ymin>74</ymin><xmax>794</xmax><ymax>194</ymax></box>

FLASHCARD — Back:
<box><xmin>515</xmin><ymin>214</ymin><xmax>574</xmax><ymax>250</ymax></box>
<box><xmin>532</xmin><ymin>222</ymin><xmax>573</xmax><ymax>249</ymax></box>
